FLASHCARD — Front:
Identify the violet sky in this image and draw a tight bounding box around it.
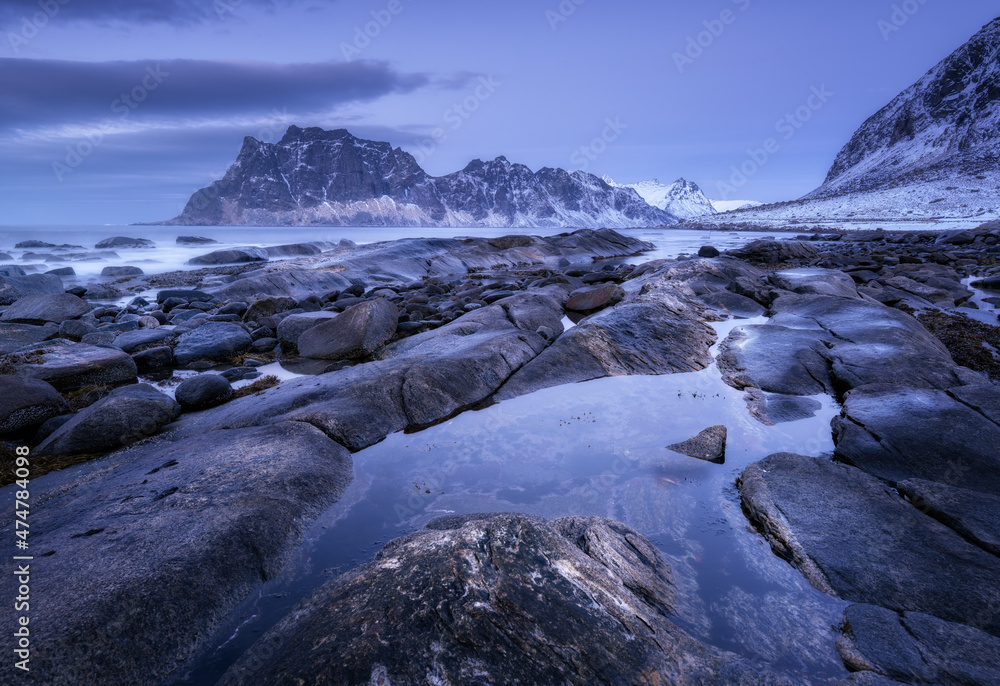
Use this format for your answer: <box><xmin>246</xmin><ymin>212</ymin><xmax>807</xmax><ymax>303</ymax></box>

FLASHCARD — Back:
<box><xmin>0</xmin><ymin>0</ymin><xmax>996</xmax><ymax>224</ymax></box>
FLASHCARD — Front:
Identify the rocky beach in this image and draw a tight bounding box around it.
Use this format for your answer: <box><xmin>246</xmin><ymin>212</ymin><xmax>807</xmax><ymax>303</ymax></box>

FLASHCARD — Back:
<box><xmin>2</xmin><ymin>222</ymin><xmax>999</xmax><ymax>684</ymax></box>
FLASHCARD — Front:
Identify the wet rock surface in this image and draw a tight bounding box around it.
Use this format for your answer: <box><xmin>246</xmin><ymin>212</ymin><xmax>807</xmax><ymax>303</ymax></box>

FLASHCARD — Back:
<box><xmin>0</xmin><ymin>374</ymin><xmax>68</xmax><ymax>435</ymax></box>
<box><xmin>667</xmin><ymin>424</ymin><xmax>728</xmax><ymax>463</ymax></box>
<box><xmin>832</xmin><ymin>385</ymin><xmax>1000</xmax><ymax>493</ymax></box>
<box><xmin>837</xmin><ymin>603</ymin><xmax>1000</xmax><ymax>686</ymax></box>
<box><xmin>6</xmin><ymin>339</ymin><xmax>137</xmax><ymax>391</ymax></box>
<box><xmin>219</xmin><ymin>514</ymin><xmax>788</xmax><ymax>686</ymax></box>
<box><xmin>36</xmin><ymin>383</ymin><xmax>180</xmax><ymax>458</ymax></box>
<box><xmin>0</xmin><ymin>422</ymin><xmax>353</xmax><ymax>686</ymax></box>
<box><xmin>1</xmin><ymin>226</ymin><xmax>999</xmax><ymax>684</ymax></box>
<box><xmin>739</xmin><ymin>453</ymin><xmax>1000</xmax><ymax>635</ymax></box>
<box><xmin>297</xmin><ymin>298</ymin><xmax>397</xmax><ymax>360</ymax></box>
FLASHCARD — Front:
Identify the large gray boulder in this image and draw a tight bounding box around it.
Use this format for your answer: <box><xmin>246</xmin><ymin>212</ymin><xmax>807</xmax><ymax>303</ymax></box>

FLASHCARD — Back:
<box><xmin>739</xmin><ymin>453</ymin><xmax>1000</xmax><ymax>635</ymax></box>
<box><xmin>0</xmin><ymin>375</ymin><xmax>69</xmax><ymax>435</ymax></box>
<box><xmin>0</xmin><ymin>321</ymin><xmax>59</xmax><ymax>353</ymax></box>
<box><xmin>8</xmin><ymin>339</ymin><xmax>137</xmax><ymax>392</ymax></box>
<box><xmin>0</xmin><ymin>273</ymin><xmax>64</xmax><ymax>306</ymax></box>
<box><xmin>837</xmin><ymin>603</ymin><xmax>1000</xmax><ymax>686</ymax></box>
<box><xmin>496</xmin><ymin>290</ymin><xmax>715</xmax><ymax>401</ymax></box>
<box><xmin>36</xmin><ymin>384</ymin><xmax>180</xmax><ymax>458</ymax></box>
<box><xmin>769</xmin><ymin>268</ymin><xmax>858</xmax><ymax>299</ymax></box>
<box><xmin>0</xmin><ymin>422</ymin><xmax>352</xmax><ymax>686</ymax></box>
<box><xmin>172</xmin><ymin>294</ymin><xmax>560</xmax><ymax>451</ymax></box>
<box><xmin>275</xmin><ymin>310</ymin><xmax>338</xmax><ymax>349</ymax></box>
<box><xmin>175</xmin><ymin>374</ymin><xmax>233</xmax><ymax>410</ymax></box>
<box><xmin>769</xmin><ymin>294</ymin><xmax>964</xmax><ymax>392</ymax></box>
<box><xmin>718</xmin><ymin>325</ymin><xmax>834</xmax><ymax>396</ymax></box>
<box><xmin>173</xmin><ymin>322</ymin><xmax>253</xmax><ymax>365</ymax></box>
<box><xmin>0</xmin><ymin>293</ymin><xmax>91</xmax><ymax>324</ymax></box>
<box><xmin>219</xmin><ymin>513</ymin><xmax>787</xmax><ymax>686</ymax></box>
<box><xmin>188</xmin><ymin>246</ymin><xmax>268</xmax><ymax>265</ymax></box>
<box><xmin>112</xmin><ymin>328</ymin><xmax>177</xmax><ymax>354</ymax></box>
<box><xmin>833</xmin><ymin>386</ymin><xmax>1000</xmax><ymax>494</ymax></box>
<box><xmin>95</xmin><ymin>236</ymin><xmax>155</xmax><ymax>249</ymax></box>
<box><xmin>297</xmin><ymin>298</ymin><xmax>397</xmax><ymax>360</ymax></box>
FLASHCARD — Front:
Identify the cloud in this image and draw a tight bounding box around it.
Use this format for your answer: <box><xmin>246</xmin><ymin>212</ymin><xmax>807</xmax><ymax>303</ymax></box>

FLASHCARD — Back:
<box><xmin>0</xmin><ymin>58</ymin><xmax>431</xmax><ymax>136</ymax></box>
<box><xmin>0</xmin><ymin>0</ymin><xmax>307</xmax><ymax>26</ymax></box>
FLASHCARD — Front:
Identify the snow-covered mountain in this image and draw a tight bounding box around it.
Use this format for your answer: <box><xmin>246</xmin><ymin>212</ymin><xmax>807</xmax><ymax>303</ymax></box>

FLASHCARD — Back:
<box><xmin>813</xmin><ymin>16</ymin><xmax>1000</xmax><ymax>198</ymax></box>
<box><xmin>164</xmin><ymin>127</ymin><xmax>677</xmax><ymax>228</ymax></box>
<box><xmin>711</xmin><ymin>200</ymin><xmax>764</xmax><ymax>213</ymax></box>
<box><xmin>715</xmin><ymin>16</ymin><xmax>1000</xmax><ymax>224</ymax></box>
<box><xmin>602</xmin><ymin>176</ymin><xmax>716</xmax><ymax>218</ymax></box>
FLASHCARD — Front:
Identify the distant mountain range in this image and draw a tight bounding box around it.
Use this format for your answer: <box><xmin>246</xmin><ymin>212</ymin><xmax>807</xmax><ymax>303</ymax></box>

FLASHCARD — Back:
<box><xmin>162</xmin><ymin>127</ymin><xmax>677</xmax><ymax>228</ymax></box>
<box><xmin>601</xmin><ymin>177</ymin><xmax>717</xmax><ymax>218</ymax></box>
<box><xmin>723</xmin><ymin>16</ymin><xmax>1000</xmax><ymax>223</ymax></box>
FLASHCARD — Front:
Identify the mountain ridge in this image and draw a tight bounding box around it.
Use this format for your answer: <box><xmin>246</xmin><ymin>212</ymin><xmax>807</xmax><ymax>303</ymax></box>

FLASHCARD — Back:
<box><xmin>164</xmin><ymin>126</ymin><xmax>677</xmax><ymax>228</ymax></box>
<box><xmin>601</xmin><ymin>176</ymin><xmax>716</xmax><ymax>218</ymax></box>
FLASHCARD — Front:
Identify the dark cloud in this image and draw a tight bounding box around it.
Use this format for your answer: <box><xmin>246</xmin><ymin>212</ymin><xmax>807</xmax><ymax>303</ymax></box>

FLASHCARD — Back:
<box><xmin>0</xmin><ymin>58</ymin><xmax>429</xmax><ymax>132</ymax></box>
<box><xmin>0</xmin><ymin>0</ymin><xmax>308</xmax><ymax>26</ymax></box>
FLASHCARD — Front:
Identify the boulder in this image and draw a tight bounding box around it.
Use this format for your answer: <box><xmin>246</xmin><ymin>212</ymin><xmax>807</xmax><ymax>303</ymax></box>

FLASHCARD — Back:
<box><xmin>132</xmin><ymin>346</ymin><xmax>174</xmax><ymax>373</ymax></box>
<box><xmin>837</xmin><ymin>604</ymin><xmax>1000</xmax><ymax>685</ymax></box>
<box><xmin>565</xmin><ymin>284</ymin><xmax>626</xmax><ymax>312</ymax></box>
<box><xmin>0</xmin><ymin>273</ymin><xmax>64</xmax><ymax>306</ymax></box>
<box><xmin>833</xmin><ymin>386</ymin><xmax>1000</xmax><ymax>494</ymax></box>
<box><xmin>497</xmin><ymin>292</ymin><xmax>715</xmax><ymax>401</ymax></box>
<box><xmin>171</xmin><ymin>296</ymin><xmax>559</xmax><ymax>451</ymax></box>
<box><xmin>8</xmin><ymin>339</ymin><xmax>137</xmax><ymax>392</ymax></box>
<box><xmin>173</xmin><ymin>322</ymin><xmax>253</xmax><ymax>365</ymax></box>
<box><xmin>297</xmin><ymin>298</ymin><xmax>398</xmax><ymax>361</ymax></box>
<box><xmin>155</xmin><ymin>289</ymin><xmax>215</xmax><ymax>305</ymax></box>
<box><xmin>769</xmin><ymin>294</ymin><xmax>964</xmax><ymax>392</ymax></box>
<box><xmin>275</xmin><ymin>311</ymin><xmax>339</xmax><ymax>349</ymax></box>
<box><xmin>188</xmin><ymin>247</ymin><xmax>269</xmax><ymax>265</ymax></box>
<box><xmin>95</xmin><ymin>236</ymin><xmax>155</xmax><ymax>249</ymax></box>
<box><xmin>219</xmin><ymin>514</ymin><xmax>786</xmax><ymax>686</ymax></box>
<box><xmin>0</xmin><ymin>423</ymin><xmax>352</xmax><ymax>686</ymax></box>
<box><xmin>113</xmin><ymin>328</ymin><xmax>177</xmax><ymax>354</ymax></box>
<box><xmin>718</xmin><ymin>325</ymin><xmax>833</xmax><ymax>396</ymax></box>
<box><xmin>667</xmin><ymin>425</ymin><xmax>727</xmax><ymax>463</ymax></box>
<box><xmin>58</xmin><ymin>318</ymin><xmax>97</xmax><ymax>341</ymax></box>
<box><xmin>727</xmin><ymin>240</ymin><xmax>818</xmax><ymax>264</ymax></box>
<box><xmin>770</xmin><ymin>268</ymin><xmax>858</xmax><ymax>299</ymax></box>
<box><xmin>698</xmin><ymin>245</ymin><xmax>721</xmax><ymax>258</ymax></box>
<box><xmin>36</xmin><ymin>384</ymin><xmax>180</xmax><ymax>457</ymax></box>
<box><xmin>739</xmin><ymin>453</ymin><xmax>1000</xmax><ymax>635</ymax></box>
<box><xmin>101</xmin><ymin>266</ymin><xmax>144</xmax><ymax>277</ymax></box>
<box><xmin>1</xmin><ymin>293</ymin><xmax>91</xmax><ymax>324</ymax></box>
<box><xmin>46</xmin><ymin>266</ymin><xmax>75</xmax><ymax>276</ymax></box>
<box><xmin>0</xmin><ymin>321</ymin><xmax>59</xmax><ymax>353</ymax></box>
<box><xmin>0</xmin><ymin>375</ymin><xmax>69</xmax><ymax>435</ymax></box>
<box><xmin>175</xmin><ymin>236</ymin><xmax>218</xmax><ymax>245</ymax></box>
<box><xmin>175</xmin><ymin>374</ymin><xmax>233</xmax><ymax>410</ymax></box>
<box><xmin>263</xmin><ymin>242</ymin><xmax>327</xmax><ymax>257</ymax></box>
<box><xmin>242</xmin><ymin>296</ymin><xmax>297</xmax><ymax>323</ymax></box>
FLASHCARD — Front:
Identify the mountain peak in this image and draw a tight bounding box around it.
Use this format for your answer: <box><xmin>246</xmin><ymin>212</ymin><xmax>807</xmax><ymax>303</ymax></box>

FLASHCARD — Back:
<box><xmin>168</xmin><ymin>127</ymin><xmax>676</xmax><ymax>228</ymax></box>
<box><xmin>814</xmin><ymin>14</ymin><xmax>1000</xmax><ymax>197</ymax></box>
<box><xmin>279</xmin><ymin>125</ymin><xmax>354</xmax><ymax>145</ymax></box>
<box><xmin>607</xmin><ymin>178</ymin><xmax>715</xmax><ymax>218</ymax></box>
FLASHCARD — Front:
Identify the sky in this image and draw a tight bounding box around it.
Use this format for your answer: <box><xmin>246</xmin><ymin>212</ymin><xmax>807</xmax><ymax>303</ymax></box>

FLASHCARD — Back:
<box><xmin>0</xmin><ymin>0</ymin><xmax>997</xmax><ymax>225</ymax></box>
